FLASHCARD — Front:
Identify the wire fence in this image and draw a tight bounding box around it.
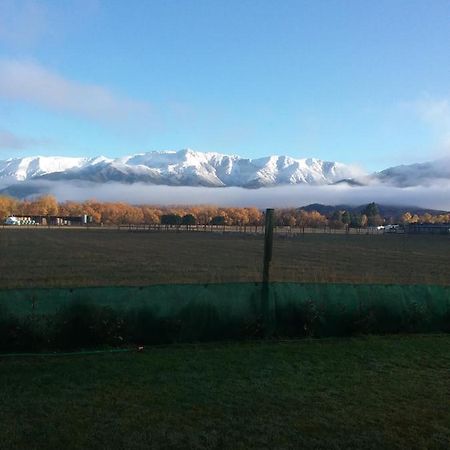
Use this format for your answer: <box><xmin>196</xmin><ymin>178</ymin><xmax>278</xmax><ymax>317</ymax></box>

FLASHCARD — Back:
<box><xmin>1</xmin><ymin>282</ymin><xmax>449</xmax><ymax>352</ymax></box>
<box><xmin>1</xmin><ymin>209</ymin><xmax>450</xmax><ymax>352</ymax></box>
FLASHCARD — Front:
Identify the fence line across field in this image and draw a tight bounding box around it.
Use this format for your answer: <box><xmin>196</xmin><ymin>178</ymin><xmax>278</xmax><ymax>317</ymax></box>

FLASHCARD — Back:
<box><xmin>0</xmin><ymin>223</ymin><xmax>385</xmax><ymax>234</ymax></box>
<box><xmin>115</xmin><ymin>223</ymin><xmax>385</xmax><ymax>235</ymax></box>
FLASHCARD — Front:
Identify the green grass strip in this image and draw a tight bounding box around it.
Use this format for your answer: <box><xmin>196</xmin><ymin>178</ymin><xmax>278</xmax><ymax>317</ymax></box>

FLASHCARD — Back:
<box><xmin>0</xmin><ymin>347</ymin><xmax>133</xmax><ymax>358</ymax></box>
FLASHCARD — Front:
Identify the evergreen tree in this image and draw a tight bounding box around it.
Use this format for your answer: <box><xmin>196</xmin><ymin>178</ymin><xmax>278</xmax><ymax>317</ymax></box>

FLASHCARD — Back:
<box><xmin>342</xmin><ymin>211</ymin><xmax>351</xmax><ymax>225</ymax></box>
<box><xmin>362</xmin><ymin>202</ymin><xmax>383</xmax><ymax>227</ymax></box>
<box><xmin>362</xmin><ymin>202</ymin><xmax>379</xmax><ymax>218</ymax></box>
<box><xmin>349</xmin><ymin>213</ymin><xmax>362</xmax><ymax>228</ymax></box>
<box><xmin>181</xmin><ymin>214</ymin><xmax>196</xmax><ymax>228</ymax></box>
<box><xmin>211</xmin><ymin>216</ymin><xmax>225</xmax><ymax>226</ymax></box>
<box><xmin>329</xmin><ymin>210</ymin><xmax>345</xmax><ymax>229</ymax></box>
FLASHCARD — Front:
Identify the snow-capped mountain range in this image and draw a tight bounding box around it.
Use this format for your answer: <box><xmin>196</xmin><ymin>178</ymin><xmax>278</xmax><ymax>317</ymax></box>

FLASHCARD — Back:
<box><xmin>0</xmin><ymin>149</ymin><xmax>361</xmax><ymax>189</ymax></box>
<box><xmin>0</xmin><ymin>149</ymin><xmax>449</xmax><ymax>197</ymax></box>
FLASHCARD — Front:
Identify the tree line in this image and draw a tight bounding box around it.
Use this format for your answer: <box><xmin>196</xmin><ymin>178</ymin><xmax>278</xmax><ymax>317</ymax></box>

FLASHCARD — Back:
<box><xmin>0</xmin><ymin>196</ymin><xmax>449</xmax><ymax>227</ymax></box>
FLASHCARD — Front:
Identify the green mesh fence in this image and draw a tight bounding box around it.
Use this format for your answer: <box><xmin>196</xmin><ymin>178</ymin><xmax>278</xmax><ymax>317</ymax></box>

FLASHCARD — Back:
<box><xmin>1</xmin><ymin>283</ymin><xmax>449</xmax><ymax>351</ymax></box>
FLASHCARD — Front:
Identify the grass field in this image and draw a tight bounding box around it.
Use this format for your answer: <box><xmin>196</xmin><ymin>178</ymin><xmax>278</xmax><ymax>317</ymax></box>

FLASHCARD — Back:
<box><xmin>1</xmin><ymin>230</ymin><xmax>449</xmax><ymax>449</ymax></box>
<box><xmin>1</xmin><ymin>335</ymin><xmax>449</xmax><ymax>449</ymax></box>
<box><xmin>0</xmin><ymin>228</ymin><xmax>449</xmax><ymax>288</ymax></box>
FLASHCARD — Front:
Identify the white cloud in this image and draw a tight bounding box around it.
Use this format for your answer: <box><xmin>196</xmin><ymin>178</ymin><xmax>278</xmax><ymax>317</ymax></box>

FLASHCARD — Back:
<box><xmin>0</xmin><ymin>129</ymin><xmax>50</xmax><ymax>150</ymax></box>
<box><xmin>414</xmin><ymin>97</ymin><xmax>450</xmax><ymax>127</ymax></box>
<box><xmin>0</xmin><ymin>59</ymin><xmax>152</xmax><ymax>123</ymax></box>
<box><xmin>407</xmin><ymin>96</ymin><xmax>450</xmax><ymax>155</ymax></box>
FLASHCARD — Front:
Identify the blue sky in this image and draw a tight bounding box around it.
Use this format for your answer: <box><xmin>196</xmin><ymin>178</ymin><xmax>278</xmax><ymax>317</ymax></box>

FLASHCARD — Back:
<box><xmin>0</xmin><ymin>0</ymin><xmax>449</xmax><ymax>170</ymax></box>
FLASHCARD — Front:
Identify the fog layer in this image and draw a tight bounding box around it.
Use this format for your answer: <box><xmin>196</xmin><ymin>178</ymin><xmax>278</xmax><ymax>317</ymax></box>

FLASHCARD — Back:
<box><xmin>12</xmin><ymin>180</ymin><xmax>450</xmax><ymax>211</ymax></box>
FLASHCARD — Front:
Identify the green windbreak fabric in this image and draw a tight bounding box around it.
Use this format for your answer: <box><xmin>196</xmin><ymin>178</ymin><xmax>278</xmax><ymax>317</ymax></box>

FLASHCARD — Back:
<box><xmin>1</xmin><ymin>283</ymin><xmax>449</xmax><ymax>351</ymax></box>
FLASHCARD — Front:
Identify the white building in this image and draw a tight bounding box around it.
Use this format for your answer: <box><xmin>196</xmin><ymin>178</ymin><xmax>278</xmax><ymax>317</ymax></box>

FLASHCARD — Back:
<box><xmin>5</xmin><ymin>216</ymin><xmax>20</xmax><ymax>225</ymax></box>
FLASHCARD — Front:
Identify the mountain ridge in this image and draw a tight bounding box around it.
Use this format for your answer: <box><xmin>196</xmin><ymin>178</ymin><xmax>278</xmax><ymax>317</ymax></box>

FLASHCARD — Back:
<box><xmin>299</xmin><ymin>203</ymin><xmax>449</xmax><ymax>217</ymax></box>
<box><xmin>1</xmin><ymin>149</ymin><xmax>450</xmax><ymax>198</ymax></box>
<box><xmin>0</xmin><ymin>148</ymin><xmax>361</xmax><ymax>189</ymax></box>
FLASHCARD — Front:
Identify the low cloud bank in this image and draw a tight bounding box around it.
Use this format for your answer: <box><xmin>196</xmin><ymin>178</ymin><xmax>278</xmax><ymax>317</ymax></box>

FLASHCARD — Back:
<box><xmin>10</xmin><ymin>180</ymin><xmax>450</xmax><ymax>211</ymax></box>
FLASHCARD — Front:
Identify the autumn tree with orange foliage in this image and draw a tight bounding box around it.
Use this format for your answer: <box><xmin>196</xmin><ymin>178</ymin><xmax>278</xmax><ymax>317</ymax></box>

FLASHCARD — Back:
<box><xmin>0</xmin><ymin>196</ymin><xmax>18</xmax><ymax>220</ymax></box>
<box><xmin>2</xmin><ymin>195</ymin><xmax>449</xmax><ymax>228</ymax></box>
<box><xmin>401</xmin><ymin>211</ymin><xmax>450</xmax><ymax>224</ymax></box>
<box><xmin>20</xmin><ymin>195</ymin><xmax>59</xmax><ymax>216</ymax></box>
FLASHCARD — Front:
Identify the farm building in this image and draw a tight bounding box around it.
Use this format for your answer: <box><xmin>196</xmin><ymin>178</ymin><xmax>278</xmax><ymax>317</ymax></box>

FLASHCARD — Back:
<box><xmin>405</xmin><ymin>223</ymin><xmax>450</xmax><ymax>235</ymax></box>
<box><xmin>4</xmin><ymin>214</ymin><xmax>92</xmax><ymax>226</ymax></box>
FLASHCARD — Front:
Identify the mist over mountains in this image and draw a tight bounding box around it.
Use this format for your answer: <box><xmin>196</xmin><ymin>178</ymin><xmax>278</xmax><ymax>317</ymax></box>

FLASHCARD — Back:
<box><xmin>0</xmin><ymin>149</ymin><xmax>449</xmax><ymax>210</ymax></box>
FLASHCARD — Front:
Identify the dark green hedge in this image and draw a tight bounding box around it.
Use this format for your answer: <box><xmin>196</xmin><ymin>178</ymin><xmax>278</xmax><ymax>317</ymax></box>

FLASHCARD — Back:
<box><xmin>1</xmin><ymin>283</ymin><xmax>449</xmax><ymax>351</ymax></box>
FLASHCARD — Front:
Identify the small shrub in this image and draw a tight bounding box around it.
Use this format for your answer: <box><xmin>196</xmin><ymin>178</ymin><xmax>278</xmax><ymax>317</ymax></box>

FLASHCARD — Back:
<box><xmin>322</xmin><ymin>307</ymin><xmax>361</xmax><ymax>337</ymax></box>
<box><xmin>176</xmin><ymin>301</ymin><xmax>242</xmax><ymax>342</ymax></box>
<box><xmin>0</xmin><ymin>305</ymin><xmax>47</xmax><ymax>351</ymax></box>
<box><xmin>123</xmin><ymin>307</ymin><xmax>179</xmax><ymax>345</ymax></box>
<box><xmin>402</xmin><ymin>300</ymin><xmax>432</xmax><ymax>333</ymax></box>
<box><xmin>275</xmin><ymin>299</ymin><xmax>325</xmax><ymax>338</ymax></box>
<box><xmin>357</xmin><ymin>304</ymin><xmax>403</xmax><ymax>335</ymax></box>
<box><xmin>50</xmin><ymin>302</ymin><xmax>123</xmax><ymax>350</ymax></box>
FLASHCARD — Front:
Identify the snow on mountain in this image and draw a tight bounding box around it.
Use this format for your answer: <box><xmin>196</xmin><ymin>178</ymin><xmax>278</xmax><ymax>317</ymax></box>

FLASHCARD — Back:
<box><xmin>0</xmin><ymin>155</ymin><xmax>110</xmax><ymax>185</ymax></box>
<box><xmin>376</xmin><ymin>157</ymin><xmax>450</xmax><ymax>187</ymax></box>
<box><xmin>3</xmin><ymin>149</ymin><xmax>450</xmax><ymax>192</ymax></box>
<box><xmin>0</xmin><ymin>149</ymin><xmax>362</xmax><ymax>188</ymax></box>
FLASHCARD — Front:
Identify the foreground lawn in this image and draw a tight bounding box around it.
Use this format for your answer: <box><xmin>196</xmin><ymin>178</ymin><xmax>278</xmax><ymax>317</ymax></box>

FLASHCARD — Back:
<box><xmin>1</xmin><ymin>335</ymin><xmax>449</xmax><ymax>449</ymax></box>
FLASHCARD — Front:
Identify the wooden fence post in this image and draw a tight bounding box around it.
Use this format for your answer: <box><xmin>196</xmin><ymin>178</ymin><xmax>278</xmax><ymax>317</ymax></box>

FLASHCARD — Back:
<box><xmin>263</xmin><ymin>209</ymin><xmax>274</xmax><ymax>284</ymax></box>
<box><xmin>262</xmin><ymin>208</ymin><xmax>275</xmax><ymax>336</ymax></box>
